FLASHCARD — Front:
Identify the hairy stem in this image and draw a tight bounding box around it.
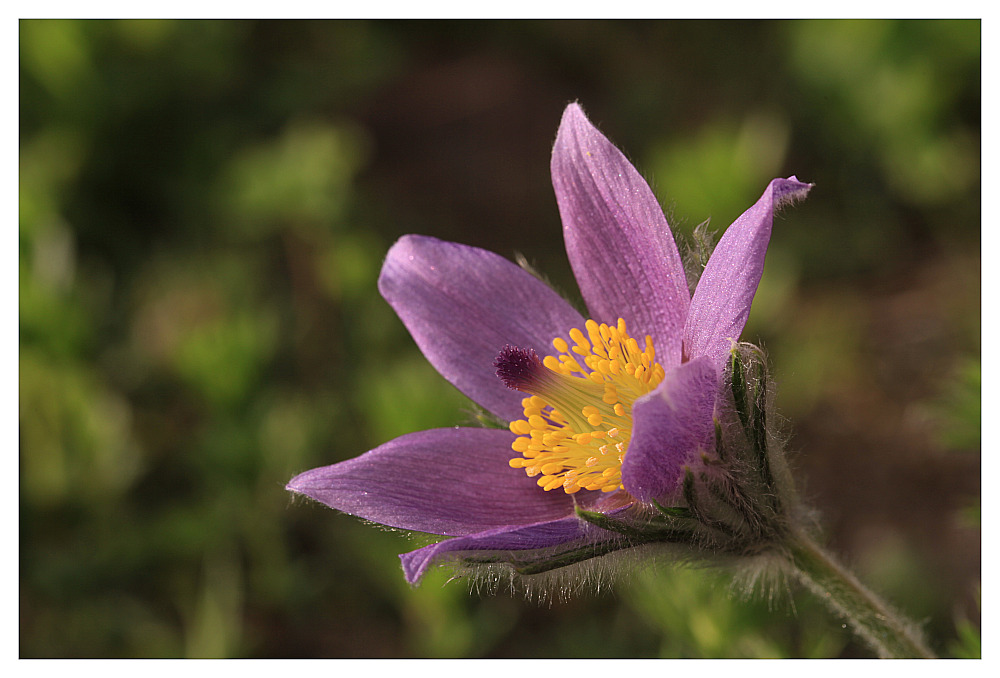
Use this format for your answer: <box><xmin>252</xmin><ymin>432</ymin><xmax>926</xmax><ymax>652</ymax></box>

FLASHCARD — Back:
<box><xmin>786</xmin><ymin>529</ymin><xmax>935</xmax><ymax>658</ymax></box>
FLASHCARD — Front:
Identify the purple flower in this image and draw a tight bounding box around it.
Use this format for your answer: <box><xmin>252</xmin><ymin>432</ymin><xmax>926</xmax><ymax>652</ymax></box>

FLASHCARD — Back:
<box><xmin>287</xmin><ymin>104</ymin><xmax>811</xmax><ymax>584</ymax></box>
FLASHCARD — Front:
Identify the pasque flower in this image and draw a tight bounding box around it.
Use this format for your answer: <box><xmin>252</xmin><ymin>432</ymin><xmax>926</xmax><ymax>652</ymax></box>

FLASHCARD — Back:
<box><xmin>287</xmin><ymin>104</ymin><xmax>811</xmax><ymax>585</ymax></box>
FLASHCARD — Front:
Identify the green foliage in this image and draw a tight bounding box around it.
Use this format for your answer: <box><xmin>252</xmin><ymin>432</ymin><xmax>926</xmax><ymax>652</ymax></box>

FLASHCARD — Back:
<box><xmin>20</xmin><ymin>19</ymin><xmax>979</xmax><ymax>657</ymax></box>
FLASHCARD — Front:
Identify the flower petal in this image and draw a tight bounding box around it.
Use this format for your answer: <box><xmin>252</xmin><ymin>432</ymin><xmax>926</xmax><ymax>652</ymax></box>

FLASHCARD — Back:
<box><xmin>683</xmin><ymin>177</ymin><xmax>812</xmax><ymax>374</ymax></box>
<box><xmin>379</xmin><ymin>234</ymin><xmax>586</xmax><ymax>422</ymax></box>
<box><xmin>399</xmin><ymin>515</ymin><xmax>620</xmax><ymax>584</ymax></box>
<box><xmin>286</xmin><ymin>427</ymin><xmax>575</xmax><ymax>537</ymax></box>
<box><xmin>621</xmin><ymin>355</ymin><xmax>718</xmax><ymax>502</ymax></box>
<box><xmin>551</xmin><ymin>103</ymin><xmax>690</xmax><ymax>364</ymax></box>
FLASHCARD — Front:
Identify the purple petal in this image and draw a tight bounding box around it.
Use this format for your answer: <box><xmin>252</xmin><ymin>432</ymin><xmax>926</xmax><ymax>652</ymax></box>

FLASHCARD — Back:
<box><xmin>286</xmin><ymin>427</ymin><xmax>575</xmax><ymax>537</ymax></box>
<box><xmin>379</xmin><ymin>234</ymin><xmax>586</xmax><ymax>422</ymax></box>
<box><xmin>399</xmin><ymin>514</ymin><xmax>617</xmax><ymax>584</ymax></box>
<box><xmin>683</xmin><ymin>177</ymin><xmax>812</xmax><ymax>374</ymax></box>
<box><xmin>621</xmin><ymin>356</ymin><xmax>718</xmax><ymax>502</ymax></box>
<box><xmin>551</xmin><ymin>103</ymin><xmax>690</xmax><ymax>365</ymax></box>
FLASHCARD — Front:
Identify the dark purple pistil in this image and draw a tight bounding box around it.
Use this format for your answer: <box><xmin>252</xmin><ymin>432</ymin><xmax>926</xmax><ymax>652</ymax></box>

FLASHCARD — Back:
<box><xmin>494</xmin><ymin>345</ymin><xmax>542</xmax><ymax>391</ymax></box>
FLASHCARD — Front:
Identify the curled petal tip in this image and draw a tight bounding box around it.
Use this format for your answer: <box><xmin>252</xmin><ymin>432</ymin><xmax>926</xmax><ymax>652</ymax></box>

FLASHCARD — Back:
<box><xmin>773</xmin><ymin>176</ymin><xmax>814</xmax><ymax>208</ymax></box>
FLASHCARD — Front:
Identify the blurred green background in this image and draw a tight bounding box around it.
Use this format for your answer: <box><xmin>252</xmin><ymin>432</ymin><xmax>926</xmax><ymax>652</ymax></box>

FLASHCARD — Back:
<box><xmin>19</xmin><ymin>19</ymin><xmax>980</xmax><ymax>658</ymax></box>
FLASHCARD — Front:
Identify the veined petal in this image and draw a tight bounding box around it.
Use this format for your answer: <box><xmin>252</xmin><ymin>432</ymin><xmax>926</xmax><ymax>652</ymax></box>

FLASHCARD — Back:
<box><xmin>379</xmin><ymin>235</ymin><xmax>586</xmax><ymax>422</ymax></box>
<box><xmin>552</xmin><ymin>103</ymin><xmax>690</xmax><ymax>365</ymax></box>
<box><xmin>399</xmin><ymin>514</ymin><xmax>620</xmax><ymax>584</ymax></box>
<box><xmin>286</xmin><ymin>428</ymin><xmax>575</xmax><ymax>537</ymax></box>
<box><xmin>621</xmin><ymin>356</ymin><xmax>718</xmax><ymax>502</ymax></box>
<box><xmin>683</xmin><ymin>177</ymin><xmax>812</xmax><ymax>374</ymax></box>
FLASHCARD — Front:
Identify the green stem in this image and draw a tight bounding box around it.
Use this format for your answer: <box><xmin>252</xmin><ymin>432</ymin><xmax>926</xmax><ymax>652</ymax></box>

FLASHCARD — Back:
<box><xmin>786</xmin><ymin>529</ymin><xmax>936</xmax><ymax>658</ymax></box>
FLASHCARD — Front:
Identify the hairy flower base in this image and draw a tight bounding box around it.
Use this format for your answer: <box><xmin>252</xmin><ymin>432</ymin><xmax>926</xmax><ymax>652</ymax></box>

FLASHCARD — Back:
<box><xmin>498</xmin><ymin>318</ymin><xmax>664</xmax><ymax>494</ymax></box>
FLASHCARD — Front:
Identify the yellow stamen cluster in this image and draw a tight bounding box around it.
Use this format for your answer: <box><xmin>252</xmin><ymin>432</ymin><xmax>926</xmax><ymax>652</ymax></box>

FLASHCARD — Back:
<box><xmin>508</xmin><ymin>318</ymin><xmax>665</xmax><ymax>494</ymax></box>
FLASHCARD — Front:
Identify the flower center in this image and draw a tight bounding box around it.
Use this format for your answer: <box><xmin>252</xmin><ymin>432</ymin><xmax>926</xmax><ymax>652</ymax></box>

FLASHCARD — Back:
<box><xmin>495</xmin><ymin>318</ymin><xmax>665</xmax><ymax>495</ymax></box>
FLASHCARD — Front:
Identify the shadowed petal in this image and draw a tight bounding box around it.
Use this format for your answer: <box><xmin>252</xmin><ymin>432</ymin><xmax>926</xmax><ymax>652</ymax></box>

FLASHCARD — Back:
<box><xmin>287</xmin><ymin>428</ymin><xmax>575</xmax><ymax>537</ymax></box>
<box><xmin>379</xmin><ymin>235</ymin><xmax>586</xmax><ymax>423</ymax></box>
<box><xmin>552</xmin><ymin>103</ymin><xmax>690</xmax><ymax>365</ymax></box>
<box><xmin>399</xmin><ymin>515</ymin><xmax>620</xmax><ymax>584</ymax></box>
<box><xmin>621</xmin><ymin>356</ymin><xmax>718</xmax><ymax>502</ymax></box>
<box><xmin>683</xmin><ymin>177</ymin><xmax>812</xmax><ymax>374</ymax></box>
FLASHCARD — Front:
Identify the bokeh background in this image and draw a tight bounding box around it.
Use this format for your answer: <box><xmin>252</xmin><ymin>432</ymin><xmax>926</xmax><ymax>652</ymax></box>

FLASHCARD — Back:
<box><xmin>19</xmin><ymin>19</ymin><xmax>980</xmax><ymax>658</ymax></box>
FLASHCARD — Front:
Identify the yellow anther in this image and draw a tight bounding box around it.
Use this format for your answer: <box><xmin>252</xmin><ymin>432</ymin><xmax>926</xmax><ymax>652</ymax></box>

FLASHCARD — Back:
<box><xmin>560</xmin><ymin>356</ymin><xmax>583</xmax><ymax>373</ymax></box>
<box><xmin>506</xmin><ymin>317</ymin><xmax>664</xmax><ymax>496</ymax></box>
<box><xmin>511</xmin><ymin>420</ymin><xmax>531</xmax><ymax>435</ymax></box>
<box><xmin>543</xmin><ymin>476</ymin><xmax>564</xmax><ymax>491</ymax></box>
